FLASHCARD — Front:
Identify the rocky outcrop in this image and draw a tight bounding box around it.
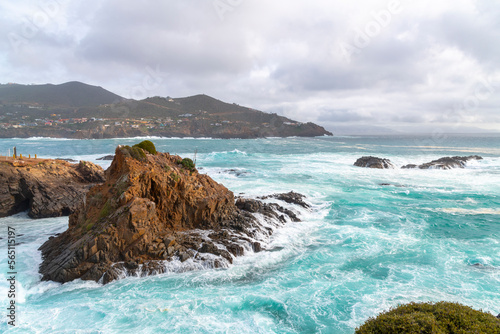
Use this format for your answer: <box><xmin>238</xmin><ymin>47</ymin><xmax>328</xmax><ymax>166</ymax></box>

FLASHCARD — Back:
<box><xmin>39</xmin><ymin>144</ymin><xmax>304</xmax><ymax>284</ymax></box>
<box><xmin>402</xmin><ymin>156</ymin><xmax>483</xmax><ymax>170</ymax></box>
<box><xmin>0</xmin><ymin>158</ymin><xmax>104</xmax><ymax>218</ymax></box>
<box><xmin>354</xmin><ymin>155</ymin><xmax>483</xmax><ymax>170</ymax></box>
<box><xmin>354</xmin><ymin>156</ymin><xmax>396</xmax><ymax>169</ymax></box>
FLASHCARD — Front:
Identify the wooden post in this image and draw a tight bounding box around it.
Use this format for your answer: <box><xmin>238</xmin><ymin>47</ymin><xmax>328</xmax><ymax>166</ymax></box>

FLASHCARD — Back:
<box><xmin>35</xmin><ymin>154</ymin><xmax>37</xmax><ymax>159</ymax></box>
<box><xmin>13</xmin><ymin>146</ymin><xmax>17</xmax><ymax>159</ymax></box>
<box><xmin>29</xmin><ymin>154</ymin><xmax>31</xmax><ymax>159</ymax></box>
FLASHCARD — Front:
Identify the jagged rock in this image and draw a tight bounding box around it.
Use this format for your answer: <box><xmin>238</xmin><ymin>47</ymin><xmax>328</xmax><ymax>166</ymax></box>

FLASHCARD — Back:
<box><xmin>75</xmin><ymin>161</ymin><xmax>106</xmax><ymax>183</ymax></box>
<box><xmin>0</xmin><ymin>158</ymin><xmax>104</xmax><ymax>218</ymax></box>
<box><xmin>39</xmin><ymin>144</ymin><xmax>304</xmax><ymax>284</ymax></box>
<box><xmin>354</xmin><ymin>156</ymin><xmax>395</xmax><ymax>169</ymax></box>
<box><xmin>97</xmin><ymin>155</ymin><xmax>115</xmax><ymax>161</ymax></box>
<box><xmin>259</xmin><ymin>191</ymin><xmax>310</xmax><ymax>209</ymax></box>
<box><xmin>421</xmin><ymin>155</ymin><xmax>482</xmax><ymax>169</ymax></box>
<box><xmin>402</xmin><ymin>156</ymin><xmax>483</xmax><ymax>170</ymax></box>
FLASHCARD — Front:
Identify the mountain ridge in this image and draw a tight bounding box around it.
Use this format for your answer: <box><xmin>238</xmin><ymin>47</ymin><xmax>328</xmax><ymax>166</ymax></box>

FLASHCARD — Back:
<box><xmin>0</xmin><ymin>81</ymin><xmax>332</xmax><ymax>138</ymax></box>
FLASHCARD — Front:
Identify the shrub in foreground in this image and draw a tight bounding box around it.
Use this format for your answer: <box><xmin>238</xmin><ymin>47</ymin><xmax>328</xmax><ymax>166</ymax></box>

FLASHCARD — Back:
<box><xmin>355</xmin><ymin>301</ymin><xmax>500</xmax><ymax>334</ymax></box>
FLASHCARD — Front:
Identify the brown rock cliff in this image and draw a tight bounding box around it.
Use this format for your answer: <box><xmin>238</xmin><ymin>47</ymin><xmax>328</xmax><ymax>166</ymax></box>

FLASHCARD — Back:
<box><xmin>39</xmin><ymin>145</ymin><xmax>304</xmax><ymax>284</ymax></box>
<box><xmin>0</xmin><ymin>158</ymin><xmax>104</xmax><ymax>218</ymax></box>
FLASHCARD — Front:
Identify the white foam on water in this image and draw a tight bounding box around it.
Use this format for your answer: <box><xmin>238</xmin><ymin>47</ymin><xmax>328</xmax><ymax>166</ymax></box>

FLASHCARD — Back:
<box><xmin>1</xmin><ymin>136</ymin><xmax>499</xmax><ymax>333</ymax></box>
<box><xmin>429</xmin><ymin>208</ymin><xmax>500</xmax><ymax>215</ymax></box>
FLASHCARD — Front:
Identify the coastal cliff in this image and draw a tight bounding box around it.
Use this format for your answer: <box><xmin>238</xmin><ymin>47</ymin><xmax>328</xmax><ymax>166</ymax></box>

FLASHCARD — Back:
<box><xmin>39</xmin><ymin>142</ymin><xmax>305</xmax><ymax>284</ymax></box>
<box><xmin>0</xmin><ymin>157</ymin><xmax>104</xmax><ymax>218</ymax></box>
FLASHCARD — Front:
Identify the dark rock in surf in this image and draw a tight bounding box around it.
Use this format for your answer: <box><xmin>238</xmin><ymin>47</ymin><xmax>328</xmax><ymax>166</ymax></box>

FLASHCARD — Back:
<box><xmin>354</xmin><ymin>156</ymin><xmax>396</xmax><ymax>169</ymax></box>
<box><xmin>401</xmin><ymin>164</ymin><xmax>417</xmax><ymax>169</ymax></box>
<box><xmin>402</xmin><ymin>155</ymin><xmax>483</xmax><ymax>170</ymax></box>
<box><xmin>97</xmin><ymin>155</ymin><xmax>115</xmax><ymax>161</ymax></box>
<box><xmin>259</xmin><ymin>191</ymin><xmax>310</xmax><ymax>209</ymax></box>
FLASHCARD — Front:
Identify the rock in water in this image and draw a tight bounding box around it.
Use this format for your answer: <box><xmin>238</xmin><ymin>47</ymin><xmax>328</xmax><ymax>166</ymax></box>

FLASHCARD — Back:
<box><xmin>97</xmin><ymin>155</ymin><xmax>115</xmax><ymax>161</ymax></box>
<box><xmin>0</xmin><ymin>159</ymin><xmax>104</xmax><ymax>218</ymax></box>
<box><xmin>39</xmin><ymin>144</ymin><xmax>303</xmax><ymax>284</ymax></box>
<box><xmin>259</xmin><ymin>191</ymin><xmax>311</xmax><ymax>209</ymax></box>
<box><xmin>354</xmin><ymin>156</ymin><xmax>395</xmax><ymax>169</ymax></box>
<box><xmin>402</xmin><ymin>155</ymin><xmax>483</xmax><ymax>170</ymax></box>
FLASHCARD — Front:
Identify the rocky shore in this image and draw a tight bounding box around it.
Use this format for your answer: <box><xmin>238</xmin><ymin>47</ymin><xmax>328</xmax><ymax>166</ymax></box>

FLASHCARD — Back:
<box><xmin>0</xmin><ymin>157</ymin><xmax>104</xmax><ymax>218</ymax></box>
<box><xmin>39</xmin><ymin>142</ymin><xmax>307</xmax><ymax>284</ymax></box>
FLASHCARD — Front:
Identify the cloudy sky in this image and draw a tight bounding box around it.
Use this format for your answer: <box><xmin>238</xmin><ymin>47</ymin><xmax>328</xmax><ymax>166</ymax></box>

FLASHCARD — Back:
<box><xmin>1</xmin><ymin>0</ymin><xmax>500</xmax><ymax>133</ymax></box>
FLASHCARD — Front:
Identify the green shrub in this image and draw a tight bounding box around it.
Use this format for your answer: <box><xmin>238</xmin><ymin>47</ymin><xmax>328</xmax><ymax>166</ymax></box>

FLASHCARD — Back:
<box><xmin>355</xmin><ymin>301</ymin><xmax>500</xmax><ymax>334</ymax></box>
<box><xmin>179</xmin><ymin>158</ymin><xmax>195</xmax><ymax>171</ymax></box>
<box><xmin>132</xmin><ymin>140</ymin><xmax>157</xmax><ymax>155</ymax></box>
<box><xmin>120</xmin><ymin>145</ymin><xmax>146</xmax><ymax>161</ymax></box>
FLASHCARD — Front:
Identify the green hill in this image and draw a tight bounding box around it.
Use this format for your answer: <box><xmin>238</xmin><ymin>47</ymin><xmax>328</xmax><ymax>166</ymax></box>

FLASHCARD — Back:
<box><xmin>0</xmin><ymin>82</ymin><xmax>332</xmax><ymax>139</ymax></box>
<box><xmin>0</xmin><ymin>81</ymin><xmax>123</xmax><ymax>107</ymax></box>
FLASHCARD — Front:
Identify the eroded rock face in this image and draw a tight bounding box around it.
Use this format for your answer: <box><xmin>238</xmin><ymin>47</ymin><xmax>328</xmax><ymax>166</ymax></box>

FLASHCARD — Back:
<box><xmin>39</xmin><ymin>146</ymin><xmax>304</xmax><ymax>284</ymax></box>
<box><xmin>354</xmin><ymin>156</ymin><xmax>396</xmax><ymax>169</ymax></box>
<box><xmin>0</xmin><ymin>159</ymin><xmax>104</xmax><ymax>218</ymax></box>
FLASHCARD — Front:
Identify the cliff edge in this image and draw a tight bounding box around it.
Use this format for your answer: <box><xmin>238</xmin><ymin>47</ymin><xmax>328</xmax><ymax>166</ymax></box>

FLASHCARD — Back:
<box><xmin>0</xmin><ymin>157</ymin><xmax>104</xmax><ymax>218</ymax></box>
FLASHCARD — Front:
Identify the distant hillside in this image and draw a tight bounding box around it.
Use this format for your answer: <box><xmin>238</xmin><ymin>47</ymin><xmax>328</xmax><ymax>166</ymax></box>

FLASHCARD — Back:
<box><xmin>0</xmin><ymin>81</ymin><xmax>123</xmax><ymax>107</ymax></box>
<box><xmin>0</xmin><ymin>82</ymin><xmax>332</xmax><ymax>139</ymax></box>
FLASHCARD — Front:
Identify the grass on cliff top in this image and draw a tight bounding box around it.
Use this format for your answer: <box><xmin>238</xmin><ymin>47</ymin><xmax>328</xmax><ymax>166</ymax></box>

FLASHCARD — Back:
<box><xmin>132</xmin><ymin>140</ymin><xmax>157</xmax><ymax>155</ymax></box>
<box><xmin>355</xmin><ymin>301</ymin><xmax>500</xmax><ymax>334</ymax></box>
<box><xmin>120</xmin><ymin>140</ymin><xmax>157</xmax><ymax>162</ymax></box>
<box><xmin>120</xmin><ymin>145</ymin><xmax>147</xmax><ymax>161</ymax></box>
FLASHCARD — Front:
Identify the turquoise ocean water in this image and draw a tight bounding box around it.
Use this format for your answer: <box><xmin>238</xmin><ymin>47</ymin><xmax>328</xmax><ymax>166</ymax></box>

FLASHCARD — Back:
<box><xmin>0</xmin><ymin>134</ymin><xmax>499</xmax><ymax>333</ymax></box>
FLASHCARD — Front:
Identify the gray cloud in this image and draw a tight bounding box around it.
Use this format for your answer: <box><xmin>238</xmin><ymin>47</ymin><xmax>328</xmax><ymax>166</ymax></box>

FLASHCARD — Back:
<box><xmin>1</xmin><ymin>0</ymin><xmax>499</xmax><ymax>133</ymax></box>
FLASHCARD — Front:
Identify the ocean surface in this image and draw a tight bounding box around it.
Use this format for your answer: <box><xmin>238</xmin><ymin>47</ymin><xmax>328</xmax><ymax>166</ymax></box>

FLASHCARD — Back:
<box><xmin>0</xmin><ymin>134</ymin><xmax>499</xmax><ymax>333</ymax></box>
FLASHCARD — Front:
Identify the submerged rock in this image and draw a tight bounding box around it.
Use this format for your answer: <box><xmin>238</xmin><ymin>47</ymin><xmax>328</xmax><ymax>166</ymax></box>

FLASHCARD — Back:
<box><xmin>39</xmin><ymin>143</ymin><xmax>303</xmax><ymax>284</ymax></box>
<box><xmin>401</xmin><ymin>164</ymin><xmax>417</xmax><ymax>169</ymax></box>
<box><xmin>0</xmin><ymin>158</ymin><xmax>104</xmax><ymax>218</ymax></box>
<box><xmin>354</xmin><ymin>156</ymin><xmax>396</xmax><ymax>169</ymax></box>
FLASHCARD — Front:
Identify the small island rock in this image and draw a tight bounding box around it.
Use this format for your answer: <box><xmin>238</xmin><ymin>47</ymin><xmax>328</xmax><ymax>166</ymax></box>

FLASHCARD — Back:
<box><xmin>354</xmin><ymin>156</ymin><xmax>396</xmax><ymax>169</ymax></box>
